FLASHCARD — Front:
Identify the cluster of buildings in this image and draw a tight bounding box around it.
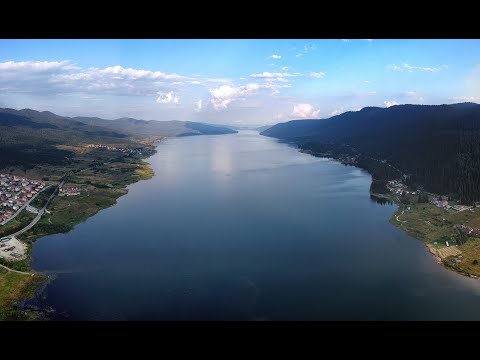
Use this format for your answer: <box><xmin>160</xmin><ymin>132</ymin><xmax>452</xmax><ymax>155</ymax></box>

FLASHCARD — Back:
<box><xmin>387</xmin><ymin>179</ymin><xmax>416</xmax><ymax>195</ymax></box>
<box><xmin>431</xmin><ymin>197</ymin><xmax>449</xmax><ymax>208</ymax></box>
<box><xmin>59</xmin><ymin>187</ymin><xmax>81</xmax><ymax>197</ymax></box>
<box><xmin>339</xmin><ymin>155</ymin><xmax>358</xmax><ymax>165</ymax></box>
<box><xmin>86</xmin><ymin>144</ymin><xmax>143</xmax><ymax>155</ymax></box>
<box><xmin>457</xmin><ymin>225</ymin><xmax>480</xmax><ymax>238</ymax></box>
<box><xmin>0</xmin><ymin>174</ymin><xmax>45</xmax><ymax>224</ymax></box>
<box><xmin>452</xmin><ymin>204</ymin><xmax>472</xmax><ymax>212</ymax></box>
<box><xmin>431</xmin><ymin>197</ymin><xmax>472</xmax><ymax>212</ymax></box>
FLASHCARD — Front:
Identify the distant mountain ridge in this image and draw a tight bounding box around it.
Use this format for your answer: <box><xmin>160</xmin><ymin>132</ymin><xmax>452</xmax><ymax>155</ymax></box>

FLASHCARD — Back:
<box><xmin>0</xmin><ymin>107</ymin><xmax>236</xmax><ymax>170</ymax></box>
<box><xmin>262</xmin><ymin>103</ymin><xmax>480</xmax><ymax>202</ymax></box>
<box><xmin>74</xmin><ymin>116</ymin><xmax>237</xmax><ymax>137</ymax></box>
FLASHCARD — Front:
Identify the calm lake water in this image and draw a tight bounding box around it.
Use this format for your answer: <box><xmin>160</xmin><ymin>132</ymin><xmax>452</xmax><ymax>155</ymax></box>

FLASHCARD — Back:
<box><xmin>31</xmin><ymin>131</ymin><xmax>480</xmax><ymax>320</ymax></box>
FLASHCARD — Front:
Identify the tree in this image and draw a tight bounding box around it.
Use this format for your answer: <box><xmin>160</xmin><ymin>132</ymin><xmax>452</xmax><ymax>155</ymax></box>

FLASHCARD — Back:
<box><xmin>418</xmin><ymin>193</ymin><xmax>429</xmax><ymax>203</ymax></box>
<box><xmin>370</xmin><ymin>180</ymin><xmax>388</xmax><ymax>194</ymax></box>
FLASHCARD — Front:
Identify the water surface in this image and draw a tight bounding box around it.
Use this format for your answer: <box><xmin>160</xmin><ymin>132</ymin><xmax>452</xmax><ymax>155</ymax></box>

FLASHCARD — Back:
<box><xmin>31</xmin><ymin>131</ymin><xmax>480</xmax><ymax>320</ymax></box>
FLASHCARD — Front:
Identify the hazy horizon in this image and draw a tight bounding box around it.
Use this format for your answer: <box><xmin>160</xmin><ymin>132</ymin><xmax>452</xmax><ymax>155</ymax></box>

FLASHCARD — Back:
<box><xmin>2</xmin><ymin>101</ymin><xmax>479</xmax><ymax>129</ymax></box>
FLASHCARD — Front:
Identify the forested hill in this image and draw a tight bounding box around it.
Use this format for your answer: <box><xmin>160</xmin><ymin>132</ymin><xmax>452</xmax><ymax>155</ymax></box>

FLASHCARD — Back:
<box><xmin>74</xmin><ymin>117</ymin><xmax>237</xmax><ymax>137</ymax></box>
<box><xmin>0</xmin><ymin>107</ymin><xmax>128</xmax><ymax>142</ymax></box>
<box><xmin>0</xmin><ymin>107</ymin><xmax>236</xmax><ymax>171</ymax></box>
<box><xmin>261</xmin><ymin>103</ymin><xmax>480</xmax><ymax>203</ymax></box>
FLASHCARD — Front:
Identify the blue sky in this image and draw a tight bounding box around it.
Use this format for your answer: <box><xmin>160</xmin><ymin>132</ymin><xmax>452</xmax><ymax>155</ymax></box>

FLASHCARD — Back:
<box><xmin>0</xmin><ymin>39</ymin><xmax>479</xmax><ymax>126</ymax></box>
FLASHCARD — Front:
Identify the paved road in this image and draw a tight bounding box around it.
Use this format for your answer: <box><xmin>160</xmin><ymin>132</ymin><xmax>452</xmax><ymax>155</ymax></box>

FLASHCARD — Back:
<box><xmin>0</xmin><ymin>185</ymin><xmax>51</xmax><ymax>226</ymax></box>
<box><xmin>0</xmin><ymin>263</ymin><xmax>34</xmax><ymax>275</ymax></box>
<box><xmin>0</xmin><ymin>176</ymin><xmax>66</xmax><ymax>241</ymax></box>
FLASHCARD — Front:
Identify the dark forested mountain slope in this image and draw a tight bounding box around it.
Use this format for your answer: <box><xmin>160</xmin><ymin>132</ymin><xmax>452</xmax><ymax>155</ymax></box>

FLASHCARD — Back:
<box><xmin>0</xmin><ymin>108</ymin><xmax>133</xmax><ymax>170</ymax></box>
<box><xmin>0</xmin><ymin>108</ymin><xmax>128</xmax><ymax>142</ymax></box>
<box><xmin>262</xmin><ymin>103</ymin><xmax>480</xmax><ymax>203</ymax></box>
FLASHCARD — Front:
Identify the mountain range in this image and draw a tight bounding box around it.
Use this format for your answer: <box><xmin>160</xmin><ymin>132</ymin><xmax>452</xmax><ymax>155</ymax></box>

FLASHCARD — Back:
<box><xmin>74</xmin><ymin>116</ymin><xmax>237</xmax><ymax>137</ymax></box>
<box><xmin>0</xmin><ymin>107</ymin><xmax>236</xmax><ymax>170</ymax></box>
<box><xmin>262</xmin><ymin>103</ymin><xmax>480</xmax><ymax>202</ymax></box>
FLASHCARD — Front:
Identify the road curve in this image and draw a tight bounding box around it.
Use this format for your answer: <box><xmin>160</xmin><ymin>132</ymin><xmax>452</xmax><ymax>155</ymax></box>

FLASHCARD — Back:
<box><xmin>0</xmin><ymin>263</ymin><xmax>34</xmax><ymax>275</ymax></box>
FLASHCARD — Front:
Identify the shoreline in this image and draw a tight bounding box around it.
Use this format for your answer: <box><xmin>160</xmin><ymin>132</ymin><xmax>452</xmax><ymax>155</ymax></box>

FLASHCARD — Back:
<box><xmin>298</xmin><ymin>146</ymin><xmax>480</xmax><ymax>281</ymax></box>
<box><xmin>0</xmin><ymin>143</ymin><xmax>159</xmax><ymax>319</ymax></box>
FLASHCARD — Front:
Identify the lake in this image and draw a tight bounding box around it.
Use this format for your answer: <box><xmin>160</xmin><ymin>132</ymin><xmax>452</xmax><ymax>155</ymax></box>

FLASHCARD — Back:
<box><xmin>30</xmin><ymin>130</ymin><xmax>480</xmax><ymax>320</ymax></box>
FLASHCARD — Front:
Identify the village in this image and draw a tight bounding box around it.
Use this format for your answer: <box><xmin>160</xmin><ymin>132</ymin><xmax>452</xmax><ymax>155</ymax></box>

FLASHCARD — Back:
<box><xmin>86</xmin><ymin>144</ymin><xmax>144</xmax><ymax>155</ymax></box>
<box><xmin>0</xmin><ymin>174</ymin><xmax>47</xmax><ymax>225</ymax></box>
<box><xmin>387</xmin><ymin>179</ymin><xmax>475</xmax><ymax>212</ymax></box>
<box><xmin>386</xmin><ymin>178</ymin><xmax>480</xmax><ymax>245</ymax></box>
<box><xmin>386</xmin><ymin>179</ymin><xmax>417</xmax><ymax>196</ymax></box>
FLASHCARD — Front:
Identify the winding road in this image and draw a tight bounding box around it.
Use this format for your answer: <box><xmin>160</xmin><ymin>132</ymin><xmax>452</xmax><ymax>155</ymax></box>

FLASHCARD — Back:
<box><xmin>0</xmin><ymin>263</ymin><xmax>34</xmax><ymax>276</ymax></box>
<box><xmin>0</xmin><ymin>175</ymin><xmax>67</xmax><ymax>241</ymax></box>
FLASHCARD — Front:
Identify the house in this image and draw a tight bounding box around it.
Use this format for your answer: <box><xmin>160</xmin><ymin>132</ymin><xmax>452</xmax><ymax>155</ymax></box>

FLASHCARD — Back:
<box><xmin>59</xmin><ymin>187</ymin><xmax>81</xmax><ymax>196</ymax></box>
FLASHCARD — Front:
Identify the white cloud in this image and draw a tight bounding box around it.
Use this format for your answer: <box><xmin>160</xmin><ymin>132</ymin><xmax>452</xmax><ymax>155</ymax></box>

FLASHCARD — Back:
<box><xmin>54</xmin><ymin>65</ymin><xmax>187</xmax><ymax>83</ymax></box>
<box><xmin>209</xmin><ymin>84</ymin><xmax>253</xmax><ymax>110</ymax></box>
<box><xmin>293</xmin><ymin>44</ymin><xmax>317</xmax><ymax>59</ymax></box>
<box><xmin>270</xmin><ymin>54</ymin><xmax>282</xmax><ymax>60</ymax></box>
<box><xmin>330</xmin><ymin>109</ymin><xmax>343</xmax><ymax>116</ymax></box>
<box><xmin>341</xmin><ymin>39</ymin><xmax>350</xmax><ymax>42</ymax></box>
<box><xmin>397</xmin><ymin>90</ymin><xmax>425</xmax><ymax>103</ymax></box>
<box><xmin>194</xmin><ymin>99</ymin><xmax>203</xmax><ymax>112</ymax></box>
<box><xmin>270</xmin><ymin>77</ymin><xmax>289</xmax><ymax>83</ymax></box>
<box><xmin>303</xmin><ymin>44</ymin><xmax>316</xmax><ymax>53</ymax></box>
<box><xmin>387</xmin><ymin>63</ymin><xmax>447</xmax><ymax>73</ymax></box>
<box><xmin>364</xmin><ymin>80</ymin><xmax>370</xmax><ymax>83</ymax></box>
<box><xmin>204</xmin><ymin>78</ymin><xmax>232</xmax><ymax>85</ymax></box>
<box><xmin>291</xmin><ymin>103</ymin><xmax>320</xmax><ymax>118</ymax></box>
<box><xmin>309</xmin><ymin>72</ymin><xmax>326</xmax><ymax>79</ymax></box>
<box><xmin>383</xmin><ymin>100</ymin><xmax>399</xmax><ymax>107</ymax></box>
<box><xmin>281</xmin><ymin>66</ymin><xmax>290</xmax><ymax>71</ymax></box>
<box><xmin>208</xmin><ymin>82</ymin><xmax>289</xmax><ymax>111</ymax></box>
<box><xmin>0</xmin><ymin>61</ymin><xmax>191</xmax><ymax>98</ymax></box>
<box><xmin>0</xmin><ymin>60</ymin><xmax>79</xmax><ymax>72</ymax></box>
<box><xmin>362</xmin><ymin>39</ymin><xmax>374</xmax><ymax>42</ymax></box>
<box><xmin>250</xmin><ymin>72</ymin><xmax>294</xmax><ymax>79</ymax></box>
<box><xmin>156</xmin><ymin>91</ymin><xmax>180</xmax><ymax>104</ymax></box>
<box><xmin>449</xmin><ymin>96</ymin><xmax>480</xmax><ymax>103</ymax></box>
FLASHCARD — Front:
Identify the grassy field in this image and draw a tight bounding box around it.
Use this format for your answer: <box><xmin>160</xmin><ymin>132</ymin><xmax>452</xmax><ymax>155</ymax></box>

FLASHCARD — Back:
<box><xmin>382</xmin><ymin>191</ymin><xmax>480</xmax><ymax>277</ymax></box>
<box><xmin>29</xmin><ymin>186</ymin><xmax>56</xmax><ymax>209</ymax></box>
<box><xmin>0</xmin><ymin>210</ymin><xmax>36</xmax><ymax>238</ymax></box>
<box><xmin>0</xmin><ymin>268</ymin><xmax>47</xmax><ymax>320</ymax></box>
<box><xmin>20</xmin><ymin>156</ymin><xmax>155</xmax><ymax>245</ymax></box>
<box><xmin>390</xmin><ymin>202</ymin><xmax>459</xmax><ymax>245</ymax></box>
